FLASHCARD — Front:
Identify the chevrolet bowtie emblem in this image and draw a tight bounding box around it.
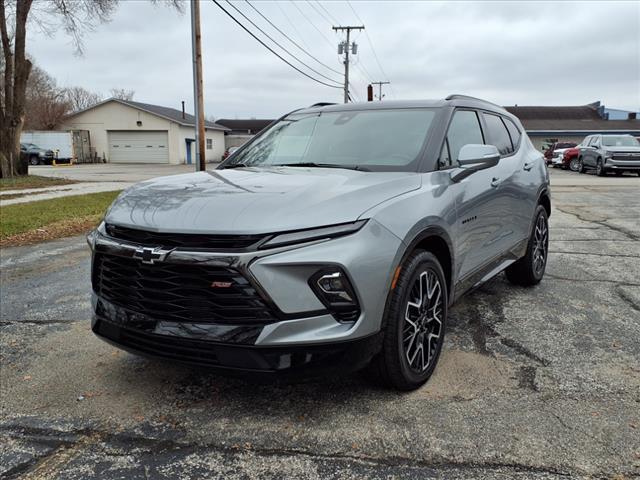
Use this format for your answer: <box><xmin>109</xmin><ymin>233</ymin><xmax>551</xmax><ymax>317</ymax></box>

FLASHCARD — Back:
<box><xmin>133</xmin><ymin>246</ymin><xmax>171</xmax><ymax>264</ymax></box>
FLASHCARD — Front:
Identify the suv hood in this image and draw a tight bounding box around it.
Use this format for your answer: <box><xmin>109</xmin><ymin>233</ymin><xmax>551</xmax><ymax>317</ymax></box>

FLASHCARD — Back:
<box><xmin>105</xmin><ymin>167</ymin><xmax>421</xmax><ymax>234</ymax></box>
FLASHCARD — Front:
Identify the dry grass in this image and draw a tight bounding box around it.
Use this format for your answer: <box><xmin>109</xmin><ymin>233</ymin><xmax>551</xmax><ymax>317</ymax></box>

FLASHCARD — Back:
<box><xmin>0</xmin><ymin>190</ymin><xmax>121</xmax><ymax>247</ymax></box>
<box><xmin>0</xmin><ymin>175</ymin><xmax>77</xmax><ymax>192</ymax></box>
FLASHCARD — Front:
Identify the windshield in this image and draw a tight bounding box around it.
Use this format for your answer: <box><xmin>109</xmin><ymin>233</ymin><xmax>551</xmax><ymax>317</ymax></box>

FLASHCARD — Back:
<box><xmin>602</xmin><ymin>136</ymin><xmax>640</xmax><ymax>147</ymax></box>
<box><xmin>224</xmin><ymin>108</ymin><xmax>437</xmax><ymax>172</ymax></box>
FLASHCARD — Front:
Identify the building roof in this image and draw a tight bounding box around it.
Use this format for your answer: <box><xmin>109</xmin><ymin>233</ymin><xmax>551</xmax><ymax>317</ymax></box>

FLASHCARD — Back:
<box><xmin>504</xmin><ymin>103</ymin><xmax>640</xmax><ymax>134</ymax></box>
<box><xmin>215</xmin><ymin>119</ymin><xmax>275</xmax><ymax>134</ymax></box>
<box><xmin>67</xmin><ymin>98</ymin><xmax>229</xmax><ymax>131</ymax></box>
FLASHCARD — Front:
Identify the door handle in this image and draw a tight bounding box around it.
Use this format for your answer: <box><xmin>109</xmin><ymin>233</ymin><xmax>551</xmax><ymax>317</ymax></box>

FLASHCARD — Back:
<box><xmin>491</xmin><ymin>177</ymin><xmax>501</xmax><ymax>187</ymax></box>
<box><xmin>523</xmin><ymin>162</ymin><xmax>533</xmax><ymax>171</ymax></box>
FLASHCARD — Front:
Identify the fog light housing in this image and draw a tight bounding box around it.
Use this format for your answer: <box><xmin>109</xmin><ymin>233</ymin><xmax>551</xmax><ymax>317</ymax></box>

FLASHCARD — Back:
<box><xmin>309</xmin><ymin>268</ymin><xmax>360</xmax><ymax>323</ymax></box>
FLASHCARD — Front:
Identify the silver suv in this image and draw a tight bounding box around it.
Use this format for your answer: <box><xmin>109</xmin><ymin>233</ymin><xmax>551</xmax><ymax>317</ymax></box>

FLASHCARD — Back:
<box><xmin>577</xmin><ymin>134</ymin><xmax>640</xmax><ymax>176</ymax></box>
<box><xmin>88</xmin><ymin>95</ymin><xmax>550</xmax><ymax>390</ymax></box>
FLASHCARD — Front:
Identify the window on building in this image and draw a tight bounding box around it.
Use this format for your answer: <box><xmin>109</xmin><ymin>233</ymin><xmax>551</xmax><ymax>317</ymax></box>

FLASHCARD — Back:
<box><xmin>483</xmin><ymin>113</ymin><xmax>513</xmax><ymax>155</ymax></box>
<box><xmin>444</xmin><ymin>110</ymin><xmax>485</xmax><ymax>166</ymax></box>
<box><xmin>206</xmin><ymin>138</ymin><xmax>213</xmax><ymax>150</ymax></box>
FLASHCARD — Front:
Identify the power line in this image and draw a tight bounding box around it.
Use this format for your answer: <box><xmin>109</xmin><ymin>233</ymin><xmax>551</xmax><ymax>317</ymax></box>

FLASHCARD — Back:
<box><xmin>211</xmin><ymin>0</ymin><xmax>342</xmax><ymax>89</ymax></box>
<box><xmin>290</xmin><ymin>1</ymin><xmax>336</xmax><ymax>50</ymax></box>
<box><xmin>314</xmin><ymin>0</ymin><xmax>340</xmax><ymax>26</ymax></box>
<box><xmin>346</xmin><ymin>0</ymin><xmax>396</xmax><ymax>98</ymax></box>
<box><xmin>245</xmin><ymin>0</ymin><xmax>342</xmax><ymax>76</ymax></box>
<box><xmin>223</xmin><ymin>1</ymin><xmax>342</xmax><ymax>85</ymax></box>
<box><xmin>307</xmin><ymin>0</ymin><xmax>333</xmax><ymax>27</ymax></box>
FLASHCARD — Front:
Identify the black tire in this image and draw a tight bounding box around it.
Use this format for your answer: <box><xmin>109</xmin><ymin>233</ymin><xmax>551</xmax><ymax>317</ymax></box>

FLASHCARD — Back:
<box><xmin>577</xmin><ymin>157</ymin><xmax>585</xmax><ymax>174</ymax></box>
<box><xmin>506</xmin><ymin>205</ymin><xmax>549</xmax><ymax>286</ymax></box>
<box><xmin>569</xmin><ymin>158</ymin><xmax>579</xmax><ymax>172</ymax></box>
<box><xmin>29</xmin><ymin>155</ymin><xmax>40</xmax><ymax>166</ymax></box>
<box><xmin>596</xmin><ymin>159</ymin><xmax>606</xmax><ymax>176</ymax></box>
<box><xmin>366</xmin><ymin>251</ymin><xmax>447</xmax><ymax>391</ymax></box>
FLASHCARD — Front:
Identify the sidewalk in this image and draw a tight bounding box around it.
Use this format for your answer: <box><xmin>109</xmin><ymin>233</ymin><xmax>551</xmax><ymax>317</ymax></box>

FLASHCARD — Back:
<box><xmin>0</xmin><ymin>181</ymin><xmax>129</xmax><ymax>206</ymax></box>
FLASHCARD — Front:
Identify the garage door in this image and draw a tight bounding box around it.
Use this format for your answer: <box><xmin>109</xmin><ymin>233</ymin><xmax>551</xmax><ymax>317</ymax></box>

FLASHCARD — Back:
<box><xmin>108</xmin><ymin>131</ymin><xmax>169</xmax><ymax>163</ymax></box>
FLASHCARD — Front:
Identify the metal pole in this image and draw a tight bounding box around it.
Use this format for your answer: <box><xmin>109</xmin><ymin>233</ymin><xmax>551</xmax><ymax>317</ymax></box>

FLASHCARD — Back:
<box><xmin>333</xmin><ymin>26</ymin><xmax>364</xmax><ymax>104</ymax></box>
<box><xmin>371</xmin><ymin>81</ymin><xmax>390</xmax><ymax>101</ymax></box>
<box><xmin>190</xmin><ymin>0</ymin><xmax>206</xmax><ymax>171</ymax></box>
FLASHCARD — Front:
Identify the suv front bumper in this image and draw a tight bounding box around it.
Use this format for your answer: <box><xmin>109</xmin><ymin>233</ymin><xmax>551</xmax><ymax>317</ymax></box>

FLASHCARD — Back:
<box><xmin>89</xmin><ymin>220</ymin><xmax>402</xmax><ymax>374</ymax></box>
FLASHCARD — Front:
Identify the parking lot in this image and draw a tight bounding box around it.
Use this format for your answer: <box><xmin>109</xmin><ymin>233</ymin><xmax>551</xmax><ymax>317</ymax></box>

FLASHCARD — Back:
<box><xmin>1</xmin><ymin>168</ymin><xmax>639</xmax><ymax>479</ymax></box>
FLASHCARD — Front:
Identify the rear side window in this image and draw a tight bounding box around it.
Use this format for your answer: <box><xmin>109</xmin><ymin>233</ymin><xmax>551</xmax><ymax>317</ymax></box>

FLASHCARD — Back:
<box><xmin>444</xmin><ymin>110</ymin><xmax>484</xmax><ymax>166</ymax></box>
<box><xmin>483</xmin><ymin>113</ymin><xmax>513</xmax><ymax>155</ymax></box>
<box><xmin>503</xmin><ymin>118</ymin><xmax>522</xmax><ymax>150</ymax></box>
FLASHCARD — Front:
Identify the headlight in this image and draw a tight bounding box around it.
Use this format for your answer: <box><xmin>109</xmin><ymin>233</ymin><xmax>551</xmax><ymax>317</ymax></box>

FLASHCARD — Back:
<box><xmin>86</xmin><ymin>221</ymin><xmax>106</xmax><ymax>250</ymax></box>
<box><xmin>259</xmin><ymin>220</ymin><xmax>367</xmax><ymax>249</ymax></box>
<box><xmin>309</xmin><ymin>268</ymin><xmax>360</xmax><ymax>322</ymax></box>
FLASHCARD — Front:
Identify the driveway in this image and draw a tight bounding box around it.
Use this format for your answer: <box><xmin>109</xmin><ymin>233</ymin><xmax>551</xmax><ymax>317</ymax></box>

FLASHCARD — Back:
<box><xmin>1</xmin><ymin>171</ymin><xmax>639</xmax><ymax>479</ymax></box>
<box><xmin>31</xmin><ymin>163</ymin><xmax>214</xmax><ymax>183</ymax></box>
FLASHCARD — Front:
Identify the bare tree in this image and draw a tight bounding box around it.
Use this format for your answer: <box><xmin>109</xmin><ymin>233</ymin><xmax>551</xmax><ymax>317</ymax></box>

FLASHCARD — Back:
<box><xmin>66</xmin><ymin>86</ymin><xmax>102</xmax><ymax>112</ymax></box>
<box><xmin>24</xmin><ymin>64</ymin><xmax>71</xmax><ymax>130</ymax></box>
<box><xmin>0</xmin><ymin>0</ymin><xmax>182</xmax><ymax>178</ymax></box>
<box><xmin>109</xmin><ymin>88</ymin><xmax>135</xmax><ymax>101</ymax></box>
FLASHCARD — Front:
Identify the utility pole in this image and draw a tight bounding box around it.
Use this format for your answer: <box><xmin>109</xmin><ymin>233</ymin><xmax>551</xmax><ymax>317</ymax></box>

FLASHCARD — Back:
<box><xmin>333</xmin><ymin>25</ymin><xmax>364</xmax><ymax>103</ymax></box>
<box><xmin>371</xmin><ymin>81</ymin><xmax>390</xmax><ymax>101</ymax></box>
<box><xmin>190</xmin><ymin>0</ymin><xmax>206</xmax><ymax>171</ymax></box>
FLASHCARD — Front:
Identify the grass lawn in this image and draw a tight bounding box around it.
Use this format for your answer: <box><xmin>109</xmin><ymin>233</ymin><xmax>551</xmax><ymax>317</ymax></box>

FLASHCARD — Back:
<box><xmin>0</xmin><ymin>190</ymin><xmax>121</xmax><ymax>247</ymax></box>
<box><xmin>0</xmin><ymin>175</ymin><xmax>77</xmax><ymax>192</ymax></box>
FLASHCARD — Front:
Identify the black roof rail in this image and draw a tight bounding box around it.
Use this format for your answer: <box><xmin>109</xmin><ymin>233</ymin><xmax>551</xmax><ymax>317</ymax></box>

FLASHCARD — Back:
<box><xmin>445</xmin><ymin>94</ymin><xmax>503</xmax><ymax>109</ymax></box>
<box><xmin>309</xmin><ymin>102</ymin><xmax>337</xmax><ymax>108</ymax></box>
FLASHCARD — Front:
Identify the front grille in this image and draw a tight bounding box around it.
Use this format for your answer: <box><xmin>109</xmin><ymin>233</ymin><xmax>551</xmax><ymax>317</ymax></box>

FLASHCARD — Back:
<box><xmin>92</xmin><ymin>253</ymin><xmax>278</xmax><ymax>324</ymax></box>
<box><xmin>105</xmin><ymin>223</ymin><xmax>267</xmax><ymax>250</ymax></box>
<box><xmin>612</xmin><ymin>153</ymin><xmax>640</xmax><ymax>161</ymax></box>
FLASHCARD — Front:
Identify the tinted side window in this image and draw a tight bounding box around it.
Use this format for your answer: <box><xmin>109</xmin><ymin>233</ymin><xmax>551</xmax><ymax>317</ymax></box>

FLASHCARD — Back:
<box><xmin>504</xmin><ymin>118</ymin><xmax>521</xmax><ymax>150</ymax></box>
<box><xmin>483</xmin><ymin>113</ymin><xmax>513</xmax><ymax>155</ymax></box>
<box><xmin>446</xmin><ymin>110</ymin><xmax>484</xmax><ymax>164</ymax></box>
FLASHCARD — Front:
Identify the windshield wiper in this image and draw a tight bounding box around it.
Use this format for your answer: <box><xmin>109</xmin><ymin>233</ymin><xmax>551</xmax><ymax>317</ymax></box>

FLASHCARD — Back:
<box><xmin>273</xmin><ymin>162</ymin><xmax>370</xmax><ymax>172</ymax></box>
<box><xmin>220</xmin><ymin>163</ymin><xmax>250</xmax><ymax>169</ymax></box>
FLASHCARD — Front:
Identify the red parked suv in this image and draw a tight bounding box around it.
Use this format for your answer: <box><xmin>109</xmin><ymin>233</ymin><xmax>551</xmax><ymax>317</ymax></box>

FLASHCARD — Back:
<box><xmin>544</xmin><ymin>142</ymin><xmax>577</xmax><ymax>166</ymax></box>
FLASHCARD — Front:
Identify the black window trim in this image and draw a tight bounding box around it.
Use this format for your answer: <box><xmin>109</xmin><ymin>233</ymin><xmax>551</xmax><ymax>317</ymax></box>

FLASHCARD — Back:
<box><xmin>501</xmin><ymin>115</ymin><xmax>523</xmax><ymax>153</ymax></box>
<box><xmin>480</xmin><ymin>111</ymin><xmax>518</xmax><ymax>159</ymax></box>
<box><xmin>437</xmin><ymin>108</ymin><xmax>486</xmax><ymax>171</ymax></box>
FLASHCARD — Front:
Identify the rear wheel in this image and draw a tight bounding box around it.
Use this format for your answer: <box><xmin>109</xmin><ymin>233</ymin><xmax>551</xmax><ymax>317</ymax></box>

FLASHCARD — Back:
<box><xmin>29</xmin><ymin>156</ymin><xmax>40</xmax><ymax>166</ymax></box>
<box><xmin>367</xmin><ymin>251</ymin><xmax>447</xmax><ymax>390</ymax></box>
<box><xmin>596</xmin><ymin>159</ymin><xmax>606</xmax><ymax>176</ymax></box>
<box><xmin>577</xmin><ymin>158</ymin><xmax>585</xmax><ymax>173</ymax></box>
<box><xmin>506</xmin><ymin>205</ymin><xmax>549</xmax><ymax>286</ymax></box>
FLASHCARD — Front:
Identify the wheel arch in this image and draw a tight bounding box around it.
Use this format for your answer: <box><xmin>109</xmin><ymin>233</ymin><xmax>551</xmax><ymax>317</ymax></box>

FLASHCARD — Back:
<box><xmin>397</xmin><ymin>226</ymin><xmax>454</xmax><ymax>302</ymax></box>
<box><xmin>538</xmin><ymin>189</ymin><xmax>551</xmax><ymax>218</ymax></box>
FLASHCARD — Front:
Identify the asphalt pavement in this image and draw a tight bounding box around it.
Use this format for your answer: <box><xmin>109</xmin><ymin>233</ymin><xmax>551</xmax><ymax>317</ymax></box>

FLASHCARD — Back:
<box><xmin>1</xmin><ymin>169</ymin><xmax>639</xmax><ymax>479</ymax></box>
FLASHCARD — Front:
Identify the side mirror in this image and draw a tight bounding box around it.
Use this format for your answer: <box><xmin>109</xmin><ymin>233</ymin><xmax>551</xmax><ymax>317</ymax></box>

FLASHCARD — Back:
<box><xmin>451</xmin><ymin>144</ymin><xmax>500</xmax><ymax>182</ymax></box>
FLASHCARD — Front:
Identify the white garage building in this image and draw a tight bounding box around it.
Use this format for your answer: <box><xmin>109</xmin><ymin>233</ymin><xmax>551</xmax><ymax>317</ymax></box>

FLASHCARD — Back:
<box><xmin>63</xmin><ymin>98</ymin><xmax>229</xmax><ymax>164</ymax></box>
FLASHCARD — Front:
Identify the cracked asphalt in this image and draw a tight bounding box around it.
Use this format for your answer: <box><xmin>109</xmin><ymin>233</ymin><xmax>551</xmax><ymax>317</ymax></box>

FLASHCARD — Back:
<box><xmin>1</xmin><ymin>169</ymin><xmax>639</xmax><ymax>479</ymax></box>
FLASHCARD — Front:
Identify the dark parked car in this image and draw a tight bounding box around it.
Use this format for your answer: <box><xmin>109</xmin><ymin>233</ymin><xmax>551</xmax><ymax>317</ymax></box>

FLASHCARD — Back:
<box><xmin>20</xmin><ymin>143</ymin><xmax>55</xmax><ymax>165</ymax></box>
<box><xmin>577</xmin><ymin>134</ymin><xmax>640</xmax><ymax>176</ymax></box>
<box><xmin>543</xmin><ymin>142</ymin><xmax>577</xmax><ymax>165</ymax></box>
<box><xmin>88</xmin><ymin>95</ymin><xmax>550</xmax><ymax>390</ymax></box>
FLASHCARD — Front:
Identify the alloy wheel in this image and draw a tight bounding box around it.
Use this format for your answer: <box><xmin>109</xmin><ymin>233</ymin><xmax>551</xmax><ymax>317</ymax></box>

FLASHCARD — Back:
<box><xmin>403</xmin><ymin>269</ymin><xmax>444</xmax><ymax>373</ymax></box>
<box><xmin>532</xmin><ymin>214</ymin><xmax>548</xmax><ymax>277</ymax></box>
<box><xmin>570</xmin><ymin>158</ymin><xmax>579</xmax><ymax>171</ymax></box>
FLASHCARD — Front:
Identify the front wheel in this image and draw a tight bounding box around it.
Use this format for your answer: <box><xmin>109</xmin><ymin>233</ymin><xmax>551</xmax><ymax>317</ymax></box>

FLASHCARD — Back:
<box><xmin>506</xmin><ymin>205</ymin><xmax>549</xmax><ymax>286</ymax></box>
<box><xmin>569</xmin><ymin>158</ymin><xmax>579</xmax><ymax>172</ymax></box>
<box><xmin>577</xmin><ymin>158</ymin><xmax>585</xmax><ymax>173</ymax></box>
<box><xmin>29</xmin><ymin>156</ymin><xmax>40</xmax><ymax>166</ymax></box>
<box><xmin>596</xmin><ymin>159</ymin><xmax>606</xmax><ymax>176</ymax></box>
<box><xmin>367</xmin><ymin>251</ymin><xmax>447</xmax><ymax>390</ymax></box>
